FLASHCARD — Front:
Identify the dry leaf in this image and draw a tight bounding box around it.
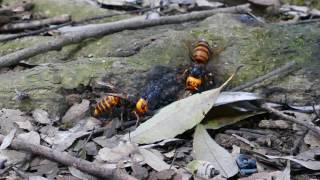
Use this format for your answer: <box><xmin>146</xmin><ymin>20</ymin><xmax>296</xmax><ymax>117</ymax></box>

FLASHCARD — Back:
<box><xmin>304</xmin><ymin>131</ymin><xmax>320</xmax><ymax>148</ymax></box>
<box><xmin>69</xmin><ymin>166</ymin><xmax>97</xmax><ymax>180</ymax></box>
<box><xmin>149</xmin><ymin>169</ymin><xmax>176</xmax><ymax>180</ymax></box>
<box><xmin>17</xmin><ymin>131</ymin><xmax>40</xmax><ymax>145</ymax></box>
<box><xmin>29</xmin><ymin>176</ymin><xmax>50</xmax><ymax>180</ymax></box>
<box><xmin>195</xmin><ymin>0</ymin><xmax>223</xmax><ymax>8</ymax></box>
<box><xmin>132</xmin><ymin>163</ymin><xmax>148</xmax><ymax>179</ymax></box>
<box><xmin>62</xmin><ymin>99</ymin><xmax>90</xmax><ymax>125</ymax></box>
<box><xmin>215</xmin><ymin>92</ymin><xmax>261</xmax><ymax>107</ymax></box>
<box><xmin>259</xmin><ymin>120</ymin><xmax>290</xmax><ymax>129</ymax></box>
<box><xmin>205</xmin><ymin>112</ymin><xmax>260</xmax><ymax>130</ymax></box>
<box><xmin>52</xmin><ymin>130</ymin><xmax>90</xmax><ymax>151</ymax></box>
<box><xmin>0</xmin><ymin>128</ymin><xmax>17</xmax><ymax>150</ymax></box>
<box><xmin>32</xmin><ymin>109</ymin><xmax>51</xmax><ymax>125</ymax></box>
<box><xmin>239</xmin><ymin>171</ymin><xmax>282</xmax><ymax>180</ymax></box>
<box><xmin>174</xmin><ymin>168</ymin><xmax>192</xmax><ymax>180</ymax></box>
<box><xmin>0</xmin><ymin>109</ymin><xmax>32</xmax><ymax>134</ymax></box>
<box><xmin>193</xmin><ymin>125</ymin><xmax>238</xmax><ymax>178</ymax></box>
<box><xmin>140</xmin><ymin>148</ymin><xmax>171</xmax><ymax>171</ymax></box>
<box><xmin>140</xmin><ymin>138</ymin><xmax>183</xmax><ymax>149</ymax></box>
<box><xmin>266</xmin><ymin>154</ymin><xmax>320</xmax><ymax>170</ymax></box>
<box><xmin>96</xmin><ymin>141</ymin><xmax>142</xmax><ymax>163</ymax></box>
<box><xmin>93</xmin><ymin>135</ymin><xmax>123</xmax><ymax>148</ymax></box>
<box><xmin>276</xmin><ymin>161</ymin><xmax>290</xmax><ymax>180</ymax></box>
<box><xmin>288</xmin><ymin>104</ymin><xmax>320</xmax><ymax>113</ymax></box>
<box><xmin>126</xmin><ymin>70</ymin><xmax>238</xmax><ymax>144</ymax></box>
<box><xmin>30</xmin><ymin>159</ymin><xmax>59</xmax><ymax>179</ymax></box>
<box><xmin>0</xmin><ymin>149</ymin><xmax>28</xmax><ymax>166</ymax></box>
<box><xmin>14</xmin><ymin>120</ymin><xmax>34</xmax><ymax>131</ymax></box>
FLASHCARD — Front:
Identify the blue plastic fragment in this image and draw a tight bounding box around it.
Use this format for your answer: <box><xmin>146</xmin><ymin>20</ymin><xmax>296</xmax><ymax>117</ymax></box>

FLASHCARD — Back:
<box><xmin>236</xmin><ymin>154</ymin><xmax>257</xmax><ymax>175</ymax></box>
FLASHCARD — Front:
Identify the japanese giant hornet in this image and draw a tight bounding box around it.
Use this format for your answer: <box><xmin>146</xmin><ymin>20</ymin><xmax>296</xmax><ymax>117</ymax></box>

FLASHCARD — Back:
<box><xmin>185</xmin><ymin>38</ymin><xmax>226</xmax><ymax>64</ymax></box>
<box><xmin>182</xmin><ymin>38</ymin><xmax>224</xmax><ymax>93</ymax></box>
<box><xmin>91</xmin><ymin>82</ymin><xmax>150</xmax><ymax>124</ymax></box>
<box><xmin>183</xmin><ymin>63</ymin><xmax>213</xmax><ymax>93</ymax></box>
<box><xmin>189</xmin><ymin>40</ymin><xmax>212</xmax><ymax>64</ymax></box>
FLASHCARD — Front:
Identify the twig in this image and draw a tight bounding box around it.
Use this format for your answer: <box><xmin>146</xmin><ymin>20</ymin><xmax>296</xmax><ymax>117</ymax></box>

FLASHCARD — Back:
<box><xmin>77</xmin><ymin>127</ymin><xmax>95</xmax><ymax>156</ymax></box>
<box><xmin>225</xmin><ymin>129</ymin><xmax>265</xmax><ymax>138</ymax></box>
<box><xmin>230</xmin><ymin>61</ymin><xmax>298</xmax><ymax>92</ymax></box>
<box><xmin>0</xmin><ymin>6</ymin><xmax>161</xmax><ymax>42</ymax></box>
<box><xmin>0</xmin><ymin>15</ymin><xmax>71</xmax><ymax>32</ymax></box>
<box><xmin>0</xmin><ymin>134</ymin><xmax>134</xmax><ymax>179</ymax></box>
<box><xmin>313</xmin><ymin>104</ymin><xmax>320</xmax><ymax>120</ymax></box>
<box><xmin>0</xmin><ymin>4</ymin><xmax>251</xmax><ymax>68</ymax></box>
<box><xmin>246</xmin><ymin>12</ymin><xmax>265</xmax><ymax>25</ymax></box>
<box><xmin>290</xmin><ymin>129</ymin><xmax>308</xmax><ymax>155</ymax></box>
<box><xmin>262</xmin><ymin>103</ymin><xmax>320</xmax><ymax>136</ymax></box>
<box><xmin>169</xmin><ymin>149</ymin><xmax>177</xmax><ymax>169</ymax></box>
<box><xmin>232</xmin><ymin>134</ymin><xmax>256</xmax><ymax>148</ymax></box>
<box><xmin>291</xmin><ymin>108</ymin><xmax>320</xmax><ymax>155</ymax></box>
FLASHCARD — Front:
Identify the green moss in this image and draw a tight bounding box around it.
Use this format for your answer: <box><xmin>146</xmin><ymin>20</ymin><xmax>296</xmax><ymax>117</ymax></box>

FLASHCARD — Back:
<box><xmin>223</xmin><ymin>24</ymin><xmax>314</xmax><ymax>85</ymax></box>
<box><xmin>187</xmin><ymin>15</ymin><xmax>317</xmax><ymax>86</ymax></box>
<box><xmin>2</xmin><ymin>0</ymin><xmax>128</xmax><ymax>21</ymax></box>
<box><xmin>57</xmin><ymin>57</ymin><xmax>113</xmax><ymax>89</ymax></box>
<box><xmin>282</xmin><ymin>0</ymin><xmax>320</xmax><ymax>10</ymax></box>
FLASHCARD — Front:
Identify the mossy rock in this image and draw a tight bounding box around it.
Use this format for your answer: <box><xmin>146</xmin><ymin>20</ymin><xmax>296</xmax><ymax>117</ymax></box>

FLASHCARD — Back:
<box><xmin>0</xmin><ymin>14</ymin><xmax>319</xmax><ymax>116</ymax></box>
<box><xmin>282</xmin><ymin>0</ymin><xmax>320</xmax><ymax>10</ymax></box>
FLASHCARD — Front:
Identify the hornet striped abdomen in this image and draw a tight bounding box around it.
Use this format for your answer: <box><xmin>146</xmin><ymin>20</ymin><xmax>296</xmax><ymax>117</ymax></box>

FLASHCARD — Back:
<box><xmin>191</xmin><ymin>40</ymin><xmax>212</xmax><ymax>64</ymax></box>
<box><xmin>93</xmin><ymin>96</ymin><xmax>120</xmax><ymax>117</ymax></box>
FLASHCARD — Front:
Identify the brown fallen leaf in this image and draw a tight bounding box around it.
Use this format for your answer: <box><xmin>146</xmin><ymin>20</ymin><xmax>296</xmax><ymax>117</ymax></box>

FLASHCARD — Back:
<box><xmin>239</xmin><ymin>171</ymin><xmax>282</xmax><ymax>180</ymax></box>
<box><xmin>0</xmin><ymin>128</ymin><xmax>16</xmax><ymax>150</ymax></box>
<box><xmin>139</xmin><ymin>148</ymin><xmax>172</xmax><ymax>172</ymax></box>
<box><xmin>193</xmin><ymin>125</ymin><xmax>239</xmax><ymax>178</ymax></box>
<box><xmin>149</xmin><ymin>169</ymin><xmax>176</xmax><ymax>180</ymax></box>
<box><xmin>304</xmin><ymin>131</ymin><xmax>320</xmax><ymax>148</ymax></box>
<box><xmin>62</xmin><ymin>99</ymin><xmax>90</xmax><ymax>126</ymax></box>
<box><xmin>276</xmin><ymin>161</ymin><xmax>290</xmax><ymax>180</ymax></box>
<box><xmin>32</xmin><ymin>109</ymin><xmax>51</xmax><ymax>125</ymax></box>
<box><xmin>96</xmin><ymin>141</ymin><xmax>143</xmax><ymax>164</ymax></box>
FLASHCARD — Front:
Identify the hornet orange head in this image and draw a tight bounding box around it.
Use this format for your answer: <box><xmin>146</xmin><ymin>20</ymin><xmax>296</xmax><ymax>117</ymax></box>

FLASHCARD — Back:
<box><xmin>135</xmin><ymin>98</ymin><xmax>148</xmax><ymax>114</ymax></box>
<box><xmin>186</xmin><ymin>76</ymin><xmax>202</xmax><ymax>91</ymax></box>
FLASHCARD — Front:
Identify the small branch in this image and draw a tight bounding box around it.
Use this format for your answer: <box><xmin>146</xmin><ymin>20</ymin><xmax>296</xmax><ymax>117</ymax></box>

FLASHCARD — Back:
<box><xmin>0</xmin><ymin>134</ymin><xmax>133</xmax><ymax>179</ymax></box>
<box><xmin>262</xmin><ymin>103</ymin><xmax>320</xmax><ymax>136</ymax></box>
<box><xmin>0</xmin><ymin>4</ymin><xmax>251</xmax><ymax>68</ymax></box>
<box><xmin>169</xmin><ymin>148</ymin><xmax>177</xmax><ymax>169</ymax></box>
<box><xmin>230</xmin><ymin>61</ymin><xmax>298</xmax><ymax>92</ymax></box>
<box><xmin>0</xmin><ymin>6</ymin><xmax>161</xmax><ymax>42</ymax></box>
<box><xmin>0</xmin><ymin>3</ymin><xmax>34</xmax><ymax>15</ymax></box>
<box><xmin>0</xmin><ymin>23</ymin><xmax>71</xmax><ymax>42</ymax></box>
<box><xmin>0</xmin><ymin>15</ymin><xmax>71</xmax><ymax>32</ymax></box>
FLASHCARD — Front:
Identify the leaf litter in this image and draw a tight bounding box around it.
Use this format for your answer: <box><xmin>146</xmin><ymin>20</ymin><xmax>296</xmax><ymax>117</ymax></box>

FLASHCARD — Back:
<box><xmin>0</xmin><ymin>63</ymin><xmax>319</xmax><ymax>180</ymax></box>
